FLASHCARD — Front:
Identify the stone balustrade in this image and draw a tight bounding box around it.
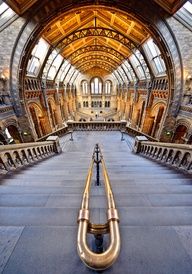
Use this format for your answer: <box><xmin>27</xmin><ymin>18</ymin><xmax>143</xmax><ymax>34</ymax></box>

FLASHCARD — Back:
<box><xmin>134</xmin><ymin>137</ymin><xmax>192</xmax><ymax>174</ymax></box>
<box><xmin>37</xmin><ymin>125</ymin><xmax>68</xmax><ymax>141</ymax></box>
<box><xmin>67</xmin><ymin>121</ymin><xmax>125</xmax><ymax>131</ymax></box>
<box><xmin>125</xmin><ymin>126</ymin><xmax>157</xmax><ymax>141</ymax></box>
<box><xmin>0</xmin><ymin>136</ymin><xmax>61</xmax><ymax>175</ymax></box>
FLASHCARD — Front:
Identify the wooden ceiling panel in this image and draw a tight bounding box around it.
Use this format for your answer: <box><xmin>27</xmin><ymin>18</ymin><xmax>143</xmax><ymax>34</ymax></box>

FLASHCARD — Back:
<box><xmin>5</xmin><ymin>0</ymin><xmax>188</xmax><ymax>15</ymax></box>
<box><xmin>31</xmin><ymin>5</ymin><xmax>151</xmax><ymax>73</ymax></box>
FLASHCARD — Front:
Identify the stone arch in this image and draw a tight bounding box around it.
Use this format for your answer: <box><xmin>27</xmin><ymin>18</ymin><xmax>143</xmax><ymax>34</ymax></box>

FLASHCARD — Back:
<box><xmin>175</xmin><ymin>118</ymin><xmax>191</xmax><ymax>131</ymax></box>
<box><xmin>132</xmin><ymin>99</ymin><xmax>146</xmax><ymax>129</ymax></box>
<box><xmin>3</xmin><ymin>119</ymin><xmax>22</xmax><ymax>143</ymax></box>
<box><xmin>47</xmin><ymin>97</ymin><xmax>57</xmax><ymax>129</ymax></box>
<box><xmin>28</xmin><ymin>102</ymin><xmax>48</xmax><ymax>139</ymax></box>
<box><xmin>150</xmin><ymin>102</ymin><xmax>166</xmax><ymax>138</ymax></box>
<box><xmin>90</xmin><ymin>76</ymin><xmax>103</xmax><ymax>94</ymax></box>
<box><xmin>173</xmin><ymin>119</ymin><xmax>190</xmax><ymax>143</ymax></box>
<box><xmin>6</xmin><ymin>125</ymin><xmax>22</xmax><ymax>144</ymax></box>
<box><xmin>9</xmin><ymin>0</ymin><xmax>183</xmax><ymax>142</ymax></box>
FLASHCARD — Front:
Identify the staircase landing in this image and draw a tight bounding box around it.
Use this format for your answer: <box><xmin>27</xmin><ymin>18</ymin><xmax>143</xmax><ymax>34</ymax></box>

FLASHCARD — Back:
<box><xmin>0</xmin><ymin>132</ymin><xmax>192</xmax><ymax>274</ymax></box>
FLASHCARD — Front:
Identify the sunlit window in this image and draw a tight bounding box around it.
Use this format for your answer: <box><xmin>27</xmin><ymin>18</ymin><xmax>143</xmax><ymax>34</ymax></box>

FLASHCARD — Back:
<box><xmin>65</xmin><ymin>67</ymin><xmax>75</xmax><ymax>83</ymax></box>
<box><xmin>113</xmin><ymin>71</ymin><xmax>123</xmax><ymax>83</ymax></box>
<box><xmin>0</xmin><ymin>3</ymin><xmax>9</xmax><ymax>15</ymax></box>
<box><xmin>42</xmin><ymin>50</ymin><xmax>58</xmax><ymax>79</ymax></box>
<box><xmin>183</xmin><ymin>1</ymin><xmax>192</xmax><ymax>13</ymax></box>
<box><xmin>143</xmin><ymin>38</ymin><xmax>166</xmax><ymax>76</ymax></box>
<box><xmin>105</xmin><ymin>80</ymin><xmax>112</xmax><ymax>94</ymax></box>
<box><xmin>59</xmin><ymin>62</ymin><xmax>71</xmax><ymax>82</ymax></box>
<box><xmin>55</xmin><ymin>60</ymin><xmax>67</xmax><ymax>82</ymax></box>
<box><xmin>117</xmin><ymin>66</ymin><xmax>128</xmax><ymax>83</ymax></box>
<box><xmin>134</xmin><ymin>50</ymin><xmax>151</xmax><ymax>79</ymax></box>
<box><xmin>129</xmin><ymin>54</ymin><xmax>145</xmax><ymax>80</ymax></box>
<box><xmin>82</xmin><ymin>80</ymin><xmax>88</xmax><ymax>94</ymax></box>
<box><xmin>0</xmin><ymin>2</ymin><xmax>15</xmax><ymax>29</ymax></box>
<box><xmin>70</xmin><ymin>70</ymin><xmax>79</xmax><ymax>83</ymax></box>
<box><xmin>123</xmin><ymin>60</ymin><xmax>137</xmax><ymax>82</ymax></box>
<box><xmin>27</xmin><ymin>38</ymin><xmax>49</xmax><ymax>76</ymax></box>
<box><xmin>47</xmin><ymin>54</ymin><xmax>63</xmax><ymax>80</ymax></box>
<box><xmin>91</xmin><ymin>77</ymin><xmax>102</xmax><ymax>94</ymax></box>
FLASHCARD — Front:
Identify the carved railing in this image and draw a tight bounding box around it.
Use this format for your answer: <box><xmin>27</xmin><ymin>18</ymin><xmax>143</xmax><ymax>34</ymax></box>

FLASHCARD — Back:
<box><xmin>37</xmin><ymin>125</ymin><xmax>69</xmax><ymax>141</ymax></box>
<box><xmin>0</xmin><ymin>136</ymin><xmax>61</xmax><ymax>175</ymax></box>
<box><xmin>67</xmin><ymin>121</ymin><xmax>123</xmax><ymax>131</ymax></box>
<box><xmin>134</xmin><ymin>138</ymin><xmax>192</xmax><ymax>174</ymax></box>
<box><xmin>125</xmin><ymin>126</ymin><xmax>157</xmax><ymax>141</ymax></box>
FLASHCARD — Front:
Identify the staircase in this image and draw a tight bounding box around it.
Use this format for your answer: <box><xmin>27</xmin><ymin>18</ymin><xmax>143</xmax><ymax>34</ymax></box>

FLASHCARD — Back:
<box><xmin>0</xmin><ymin>132</ymin><xmax>192</xmax><ymax>274</ymax></box>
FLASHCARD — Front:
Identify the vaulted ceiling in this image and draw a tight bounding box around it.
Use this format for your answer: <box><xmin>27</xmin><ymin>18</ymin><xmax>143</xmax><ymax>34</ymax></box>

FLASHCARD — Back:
<box><xmin>41</xmin><ymin>7</ymin><xmax>149</xmax><ymax>74</ymax></box>
<box><xmin>4</xmin><ymin>0</ymin><xmax>187</xmax><ymax>76</ymax></box>
<box><xmin>5</xmin><ymin>0</ymin><xmax>188</xmax><ymax>15</ymax></box>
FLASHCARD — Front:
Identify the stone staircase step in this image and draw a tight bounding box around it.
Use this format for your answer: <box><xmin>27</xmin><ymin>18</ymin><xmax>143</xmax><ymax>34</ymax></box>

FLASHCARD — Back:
<box><xmin>0</xmin><ymin>131</ymin><xmax>192</xmax><ymax>274</ymax></box>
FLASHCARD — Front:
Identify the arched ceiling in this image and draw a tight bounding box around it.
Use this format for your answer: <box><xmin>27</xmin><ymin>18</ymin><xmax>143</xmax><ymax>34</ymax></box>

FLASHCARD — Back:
<box><xmin>5</xmin><ymin>0</ymin><xmax>188</xmax><ymax>15</ymax></box>
<box><xmin>40</xmin><ymin>7</ymin><xmax>150</xmax><ymax>74</ymax></box>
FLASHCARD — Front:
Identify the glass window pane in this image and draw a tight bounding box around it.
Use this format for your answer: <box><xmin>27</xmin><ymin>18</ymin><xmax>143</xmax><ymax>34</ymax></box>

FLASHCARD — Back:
<box><xmin>0</xmin><ymin>3</ymin><xmax>9</xmax><ymax>15</ymax></box>
<box><xmin>130</xmin><ymin>55</ymin><xmax>145</xmax><ymax>79</ymax></box>
<box><xmin>47</xmin><ymin>54</ymin><xmax>63</xmax><ymax>80</ymax></box>
<box><xmin>143</xmin><ymin>38</ymin><xmax>166</xmax><ymax>76</ymax></box>
<box><xmin>27</xmin><ymin>38</ymin><xmax>49</xmax><ymax>76</ymax></box>
<box><xmin>183</xmin><ymin>1</ymin><xmax>192</xmax><ymax>13</ymax></box>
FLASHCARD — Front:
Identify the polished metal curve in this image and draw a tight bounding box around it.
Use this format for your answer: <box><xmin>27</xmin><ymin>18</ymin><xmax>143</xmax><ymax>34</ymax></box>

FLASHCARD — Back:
<box><xmin>77</xmin><ymin>145</ymin><xmax>121</xmax><ymax>270</ymax></box>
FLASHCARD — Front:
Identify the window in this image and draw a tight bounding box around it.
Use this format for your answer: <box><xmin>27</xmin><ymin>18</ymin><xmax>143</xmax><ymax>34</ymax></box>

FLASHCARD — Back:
<box><xmin>65</xmin><ymin>67</ymin><xmax>75</xmax><ymax>83</ymax></box>
<box><xmin>42</xmin><ymin>50</ymin><xmax>58</xmax><ymax>79</ymax></box>
<box><xmin>123</xmin><ymin>60</ymin><xmax>137</xmax><ymax>82</ymax></box>
<box><xmin>105</xmin><ymin>101</ymin><xmax>110</xmax><ymax>108</ymax></box>
<box><xmin>82</xmin><ymin>80</ymin><xmax>88</xmax><ymax>94</ymax></box>
<box><xmin>144</xmin><ymin>38</ymin><xmax>166</xmax><ymax>75</ymax></box>
<box><xmin>117</xmin><ymin>66</ymin><xmax>129</xmax><ymax>83</ymax></box>
<box><xmin>134</xmin><ymin>50</ymin><xmax>151</xmax><ymax>80</ymax></box>
<box><xmin>83</xmin><ymin>101</ymin><xmax>88</xmax><ymax>107</ymax></box>
<box><xmin>70</xmin><ymin>70</ymin><xmax>79</xmax><ymax>83</ymax></box>
<box><xmin>91</xmin><ymin>77</ymin><xmax>102</xmax><ymax>94</ymax></box>
<box><xmin>113</xmin><ymin>71</ymin><xmax>123</xmax><ymax>84</ymax></box>
<box><xmin>55</xmin><ymin>60</ymin><xmax>68</xmax><ymax>82</ymax></box>
<box><xmin>105</xmin><ymin>80</ymin><xmax>112</xmax><ymax>94</ymax></box>
<box><xmin>91</xmin><ymin>101</ymin><xmax>102</xmax><ymax>107</ymax></box>
<box><xmin>183</xmin><ymin>1</ymin><xmax>192</xmax><ymax>13</ymax></box>
<box><xmin>47</xmin><ymin>54</ymin><xmax>63</xmax><ymax>80</ymax></box>
<box><xmin>27</xmin><ymin>38</ymin><xmax>49</xmax><ymax>76</ymax></box>
<box><xmin>0</xmin><ymin>2</ymin><xmax>15</xmax><ymax>24</ymax></box>
<box><xmin>0</xmin><ymin>3</ymin><xmax>9</xmax><ymax>15</ymax></box>
<box><xmin>61</xmin><ymin>62</ymin><xmax>71</xmax><ymax>82</ymax></box>
<box><xmin>129</xmin><ymin>53</ymin><xmax>145</xmax><ymax>80</ymax></box>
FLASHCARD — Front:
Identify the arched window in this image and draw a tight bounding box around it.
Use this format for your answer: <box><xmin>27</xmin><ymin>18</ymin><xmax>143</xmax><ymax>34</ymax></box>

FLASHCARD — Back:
<box><xmin>81</xmin><ymin>80</ymin><xmax>88</xmax><ymax>94</ymax></box>
<box><xmin>143</xmin><ymin>39</ymin><xmax>166</xmax><ymax>76</ymax></box>
<box><xmin>91</xmin><ymin>77</ymin><xmax>102</xmax><ymax>94</ymax></box>
<box><xmin>105</xmin><ymin>80</ymin><xmax>112</xmax><ymax>94</ymax></box>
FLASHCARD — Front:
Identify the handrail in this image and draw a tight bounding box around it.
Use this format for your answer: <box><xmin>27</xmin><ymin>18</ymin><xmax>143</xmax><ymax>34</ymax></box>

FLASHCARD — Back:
<box><xmin>134</xmin><ymin>137</ymin><xmax>192</xmax><ymax>174</ymax></box>
<box><xmin>77</xmin><ymin>144</ymin><xmax>120</xmax><ymax>270</ymax></box>
<box><xmin>0</xmin><ymin>136</ymin><xmax>61</xmax><ymax>175</ymax></box>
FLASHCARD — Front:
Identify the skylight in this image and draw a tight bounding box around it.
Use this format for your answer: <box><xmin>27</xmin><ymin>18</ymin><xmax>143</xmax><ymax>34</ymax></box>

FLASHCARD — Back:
<box><xmin>0</xmin><ymin>3</ymin><xmax>9</xmax><ymax>15</ymax></box>
<box><xmin>183</xmin><ymin>1</ymin><xmax>192</xmax><ymax>13</ymax></box>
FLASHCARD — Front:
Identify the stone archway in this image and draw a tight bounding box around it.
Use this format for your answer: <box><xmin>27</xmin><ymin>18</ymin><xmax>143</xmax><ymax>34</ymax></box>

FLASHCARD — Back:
<box><xmin>150</xmin><ymin>103</ymin><xmax>166</xmax><ymax>138</ymax></box>
<box><xmin>11</xmin><ymin>1</ymin><xmax>181</xmax><ymax>107</ymax></box>
<box><xmin>173</xmin><ymin>125</ymin><xmax>188</xmax><ymax>143</ymax></box>
<box><xmin>28</xmin><ymin>102</ymin><xmax>51</xmax><ymax>139</ymax></box>
<box><xmin>6</xmin><ymin>125</ymin><xmax>22</xmax><ymax>144</ymax></box>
